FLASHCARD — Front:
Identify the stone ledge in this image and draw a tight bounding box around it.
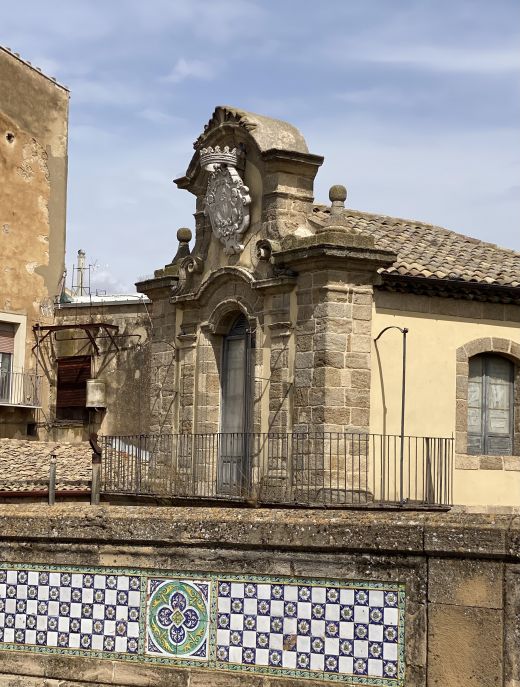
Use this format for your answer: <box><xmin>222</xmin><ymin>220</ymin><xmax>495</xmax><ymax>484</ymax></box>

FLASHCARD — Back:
<box><xmin>0</xmin><ymin>504</ymin><xmax>518</xmax><ymax>560</ymax></box>
<box><xmin>455</xmin><ymin>453</ymin><xmax>520</xmax><ymax>471</ymax></box>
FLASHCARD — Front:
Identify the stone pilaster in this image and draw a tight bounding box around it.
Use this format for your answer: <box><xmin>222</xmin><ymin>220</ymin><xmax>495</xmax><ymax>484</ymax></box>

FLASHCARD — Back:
<box><xmin>271</xmin><ymin>204</ymin><xmax>396</xmax><ymax>502</ymax></box>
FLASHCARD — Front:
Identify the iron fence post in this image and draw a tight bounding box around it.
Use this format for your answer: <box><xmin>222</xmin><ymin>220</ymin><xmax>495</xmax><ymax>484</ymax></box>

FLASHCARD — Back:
<box><xmin>89</xmin><ymin>433</ymin><xmax>102</xmax><ymax>505</ymax></box>
<box><xmin>48</xmin><ymin>453</ymin><xmax>56</xmax><ymax>506</ymax></box>
<box><xmin>399</xmin><ymin>328</ymin><xmax>408</xmax><ymax>504</ymax></box>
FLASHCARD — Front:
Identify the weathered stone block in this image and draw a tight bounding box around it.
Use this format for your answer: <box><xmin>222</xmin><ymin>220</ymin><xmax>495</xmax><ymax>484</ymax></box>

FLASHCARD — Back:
<box><xmin>344</xmin><ymin>352</ymin><xmax>370</xmax><ymax>370</ymax></box>
<box><xmin>350</xmin><ymin>407</ymin><xmax>370</xmax><ymax>427</ymax></box>
<box><xmin>349</xmin><ymin>334</ymin><xmax>371</xmax><ymax>353</ymax></box>
<box><xmin>314</xmin><ymin>302</ymin><xmax>350</xmax><ymax>319</ymax></box>
<box><xmin>455</xmin><ymin>454</ymin><xmax>479</xmax><ymax>470</ymax></box>
<box><xmin>455</xmin><ymin>399</ymin><xmax>467</xmax><ymax>431</ymax></box>
<box><xmin>505</xmin><ymin>456</ymin><xmax>520</xmax><ymax>471</ymax></box>
<box><xmin>429</xmin><ymin>558</ymin><xmax>504</xmax><ymax>609</ymax></box>
<box><xmin>313</xmin><ymin>333</ymin><xmax>346</xmax><ymax>352</ymax></box>
<box><xmin>480</xmin><ymin>455</ymin><xmax>504</xmax><ymax>470</ymax></box>
<box><xmin>293</xmin><ymin>369</ymin><xmax>312</xmax><ymax>388</ymax></box>
<box><xmin>324</xmin><ymin>388</ymin><xmax>346</xmax><ymax>406</ymax></box>
<box><xmin>315</xmin><ymin>317</ymin><xmax>351</xmax><ymax>334</ymax></box>
<box><xmin>351</xmin><ymin>369</ymin><xmax>371</xmax><ymax>389</ymax></box>
<box><xmin>312</xmin><ymin>367</ymin><xmax>342</xmax><ymax>388</ymax></box>
<box><xmin>313</xmin><ymin>351</ymin><xmax>344</xmax><ymax>368</ymax></box>
<box><xmin>464</xmin><ymin>337</ymin><xmax>492</xmax><ymax>357</ymax></box>
<box><xmin>295</xmin><ymin>334</ymin><xmax>313</xmax><ymax>352</ymax></box>
<box><xmin>352</xmin><ymin>290</ymin><xmax>373</xmax><ymax>305</ymax></box>
<box><xmin>344</xmin><ymin>389</ymin><xmax>370</xmax><ymax>408</ymax></box>
<box><xmin>352</xmin><ymin>318</ymin><xmax>372</xmax><ymax>335</ymax></box>
<box><xmin>322</xmin><ymin>407</ymin><xmax>350</xmax><ymax>425</ymax></box>
<box><xmin>427</xmin><ymin>604</ymin><xmax>503</xmax><ymax>687</ymax></box>
<box><xmin>352</xmin><ymin>304</ymin><xmax>372</xmax><ymax>321</ymax></box>
<box><xmin>309</xmin><ymin>388</ymin><xmax>325</xmax><ymax>406</ymax></box>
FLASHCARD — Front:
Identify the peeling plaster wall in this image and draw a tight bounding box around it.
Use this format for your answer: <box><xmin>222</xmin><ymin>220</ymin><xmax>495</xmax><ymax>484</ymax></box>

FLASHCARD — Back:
<box><xmin>0</xmin><ymin>49</ymin><xmax>69</xmax><ymax>437</ymax></box>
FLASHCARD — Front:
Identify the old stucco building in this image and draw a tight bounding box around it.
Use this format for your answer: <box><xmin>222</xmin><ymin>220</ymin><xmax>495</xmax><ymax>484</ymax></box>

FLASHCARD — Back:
<box><xmin>0</xmin><ymin>47</ymin><xmax>150</xmax><ymax>444</ymax></box>
<box><xmin>0</xmin><ymin>46</ymin><xmax>68</xmax><ymax>437</ymax></box>
<box><xmin>134</xmin><ymin>105</ymin><xmax>520</xmax><ymax>514</ymax></box>
<box><xmin>0</xmin><ymin>93</ymin><xmax>519</xmax><ymax>687</ymax></box>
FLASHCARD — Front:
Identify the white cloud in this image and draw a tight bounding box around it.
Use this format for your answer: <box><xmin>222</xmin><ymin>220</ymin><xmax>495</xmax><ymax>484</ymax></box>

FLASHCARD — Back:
<box><xmin>161</xmin><ymin>57</ymin><xmax>216</xmax><ymax>84</ymax></box>
<box><xmin>363</xmin><ymin>44</ymin><xmax>520</xmax><ymax>75</ymax></box>
<box><xmin>138</xmin><ymin>108</ymin><xmax>181</xmax><ymax>125</ymax></box>
<box><xmin>90</xmin><ymin>267</ymin><xmax>134</xmax><ymax>295</ymax></box>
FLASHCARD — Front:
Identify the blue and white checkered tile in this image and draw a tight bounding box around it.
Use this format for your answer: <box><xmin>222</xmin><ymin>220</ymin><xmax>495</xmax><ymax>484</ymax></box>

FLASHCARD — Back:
<box><xmin>215</xmin><ymin>581</ymin><xmax>400</xmax><ymax>679</ymax></box>
<box><xmin>0</xmin><ymin>569</ymin><xmax>141</xmax><ymax>654</ymax></box>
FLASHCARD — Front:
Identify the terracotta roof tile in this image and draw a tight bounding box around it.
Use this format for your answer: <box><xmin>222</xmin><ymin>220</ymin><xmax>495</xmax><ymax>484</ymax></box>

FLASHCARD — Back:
<box><xmin>0</xmin><ymin>440</ymin><xmax>91</xmax><ymax>493</ymax></box>
<box><xmin>312</xmin><ymin>206</ymin><xmax>520</xmax><ymax>288</ymax></box>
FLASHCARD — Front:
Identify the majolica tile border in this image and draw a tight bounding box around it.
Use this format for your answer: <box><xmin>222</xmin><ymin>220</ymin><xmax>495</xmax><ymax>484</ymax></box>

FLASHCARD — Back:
<box><xmin>0</xmin><ymin>562</ymin><xmax>405</xmax><ymax>685</ymax></box>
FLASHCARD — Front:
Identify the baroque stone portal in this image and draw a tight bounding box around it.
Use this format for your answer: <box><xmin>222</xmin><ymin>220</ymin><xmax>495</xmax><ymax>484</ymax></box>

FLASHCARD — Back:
<box><xmin>200</xmin><ymin>146</ymin><xmax>251</xmax><ymax>255</ymax></box>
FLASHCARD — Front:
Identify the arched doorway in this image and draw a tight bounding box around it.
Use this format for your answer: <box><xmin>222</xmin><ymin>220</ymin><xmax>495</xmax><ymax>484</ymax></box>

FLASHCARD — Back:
<box><xmin>218</xmin><ymin>313</ymin><xmax>253</xmax><ymax>495</ymax></box>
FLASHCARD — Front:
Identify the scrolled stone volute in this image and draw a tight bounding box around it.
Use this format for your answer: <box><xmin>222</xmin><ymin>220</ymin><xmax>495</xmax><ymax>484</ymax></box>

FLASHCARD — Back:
<box><xmin>255</xmin><ymin>239</ymin><xmax>281</xmax><ymax>262</ymax></box>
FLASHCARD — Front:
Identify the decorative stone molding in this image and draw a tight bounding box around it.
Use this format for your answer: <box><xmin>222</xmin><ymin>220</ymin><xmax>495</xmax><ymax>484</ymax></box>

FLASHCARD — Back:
<box><xmin>199</xmin><ymin>146</ymin><xmax>251</xmax><ymax>255</ymax></box>
<box><xmin>194</xmin><ymin>106</ymin><xmax>257</xmax><ymax>149</ymax></box>
<box><xmin>173</xmin><ymin>266</ymin><xmax>255</xmax><ymax>306</ymax></box>
<box><xmin>455</xmin><ymin>337</ymin><xmax>520</xmax><ymax>464</ymax></box>
<box><xmin>170</xmin><ymin>255</ymin><xmax>204</xmax><ymax>298</ymax></box>
<box><xmin>255</xmin><ymin>238</ymin><xmax>281</xmax><ymax>262</ymax></box>
<box><xmin>204</xmin><ymin>298</ymin><xmax>256</xmax><ymax>335</ymax></box>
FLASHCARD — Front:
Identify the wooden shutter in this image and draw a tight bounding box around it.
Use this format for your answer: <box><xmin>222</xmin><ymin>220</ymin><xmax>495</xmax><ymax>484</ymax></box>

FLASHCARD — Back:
<box><xmin>0</xmin><ymin>323</ymin><xmax>15</xmax><ymax>354</ymax></box>
<box><xmin>56</xmin><ymin>356</ymin><xmax>91</xmax><ymax>408</ymax></box>
<box><xmin>485</xmin><ymin>356</ymin><xmax>513</xmax><ymax>455</ymax></box>
<box><xmin>467</xmin><ymin>354</ymin><xmax>514</xmax><ymax>455</ymax></box>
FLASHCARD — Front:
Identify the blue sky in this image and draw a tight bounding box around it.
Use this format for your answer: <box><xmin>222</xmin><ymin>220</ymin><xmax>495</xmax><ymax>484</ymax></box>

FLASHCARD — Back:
<box><xmin>3</xmin><ymin>0</ymin><xmax>520</xmax><ymax>293</ymax></box>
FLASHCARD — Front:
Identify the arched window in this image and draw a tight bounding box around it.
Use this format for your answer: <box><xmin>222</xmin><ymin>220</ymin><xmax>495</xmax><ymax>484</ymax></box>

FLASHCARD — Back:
<box><xmin>218</xmin><ymin>313</ymin><xmax>253</xmax><ymax>494</ymax></box>
<box><xmin>468</xmin><ymin>354</ymin><xmax>514</xmax><ymax>455</ymax></box>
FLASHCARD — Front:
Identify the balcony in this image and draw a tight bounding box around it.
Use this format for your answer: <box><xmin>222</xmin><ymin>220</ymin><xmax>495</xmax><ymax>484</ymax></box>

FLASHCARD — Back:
<box><xmin>100</xmin><ymin>432</ymin><xmax>453</xmax><ymax>509</ymax></box>
<box><xmin>0</xmin><ymin>371</ymin><xmax>42</xmax><ymax>408</ymax></box>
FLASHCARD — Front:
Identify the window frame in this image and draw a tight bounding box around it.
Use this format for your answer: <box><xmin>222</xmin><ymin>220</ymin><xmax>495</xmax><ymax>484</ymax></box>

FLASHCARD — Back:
<box><xmin>467</xmin><ymin>353</ymin><xmax>515</xmax><ymax>456</ymax></box>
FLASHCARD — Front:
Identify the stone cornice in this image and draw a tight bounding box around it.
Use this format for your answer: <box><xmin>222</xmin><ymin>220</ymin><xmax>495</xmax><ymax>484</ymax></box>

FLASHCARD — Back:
<box><xmin>136</xmin><ymin>275</ymin><xmax>178</xmax><ymax>299</ymax></box>
<box><xmin>272</xmin><ymin>242</ymin><xmax>397</xmax><ymax>273</ymax></box>
<box><xmin>379</xmin><ymin>273</ymin><xmax>520</xmax><ymax>305</ymax></box>
<box><xmin>0</xmin><ymin>505</ymin><xmax>517</xmax><ymax>559</ymax></box>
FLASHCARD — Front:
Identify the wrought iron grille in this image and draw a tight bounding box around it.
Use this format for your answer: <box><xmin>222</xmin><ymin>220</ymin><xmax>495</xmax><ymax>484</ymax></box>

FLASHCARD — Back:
<box><xmin>100</xmin><ymin>432</ymin><xmax>453</xmax><ymax>509</ymax></box>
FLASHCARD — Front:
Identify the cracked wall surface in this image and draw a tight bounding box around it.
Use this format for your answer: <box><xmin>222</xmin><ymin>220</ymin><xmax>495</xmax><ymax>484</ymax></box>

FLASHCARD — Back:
<box><xmin>0</xmin><ymin>48</ymin><xmax>69</xmax><ymax>436</ymax></box>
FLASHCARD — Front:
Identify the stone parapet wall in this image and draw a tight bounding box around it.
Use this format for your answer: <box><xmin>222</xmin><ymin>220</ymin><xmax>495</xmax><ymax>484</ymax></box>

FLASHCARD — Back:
<box><xmin>0</xmin><ymin>505</ymin><xmax>517</xmax><ymax>686</ymax></box>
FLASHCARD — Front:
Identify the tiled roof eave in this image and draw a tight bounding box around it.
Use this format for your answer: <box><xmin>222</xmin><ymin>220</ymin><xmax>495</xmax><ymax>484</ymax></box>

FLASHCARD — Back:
<box><xmin>378</xmin><ymin>273</ymin><xmax>520</xmax><ymax>305</ymax></box>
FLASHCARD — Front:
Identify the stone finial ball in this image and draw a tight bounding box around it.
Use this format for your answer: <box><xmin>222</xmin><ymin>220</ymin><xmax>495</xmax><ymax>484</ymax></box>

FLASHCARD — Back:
<box><xmin>177</xmin><ymin>227</ymin><xmax>192</xmax><ymax>242</ymax></box>
<box><xmin>329</xmin><ymin>185</ymin><xmax>347</xmax><ymax>203</ymax></box>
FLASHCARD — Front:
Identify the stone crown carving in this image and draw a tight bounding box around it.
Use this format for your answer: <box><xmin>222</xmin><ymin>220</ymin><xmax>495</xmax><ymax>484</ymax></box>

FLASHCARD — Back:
<box><xmin>199</xmin><ymin>146</ymin><xmax>239</xmax><ymax>172</ymax></box>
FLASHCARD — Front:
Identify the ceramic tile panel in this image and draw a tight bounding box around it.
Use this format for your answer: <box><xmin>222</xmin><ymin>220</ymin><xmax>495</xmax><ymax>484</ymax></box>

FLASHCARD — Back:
<box><xmin>214</xmin><ymin>579</ymin><xmax>402</xmax><ymax>683</ymax></box>
<box><xmin>0</xmin><ymin>563</ymin><xmax>405</xmax><ymax>685</ymax></box>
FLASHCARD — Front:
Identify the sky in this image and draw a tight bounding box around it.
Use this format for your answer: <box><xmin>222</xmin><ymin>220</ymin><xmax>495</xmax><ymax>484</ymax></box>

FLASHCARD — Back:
<box><xmin>2</xmin><ymin>0</ymin><xmax>520</xmax><ymax>294</ymax></box>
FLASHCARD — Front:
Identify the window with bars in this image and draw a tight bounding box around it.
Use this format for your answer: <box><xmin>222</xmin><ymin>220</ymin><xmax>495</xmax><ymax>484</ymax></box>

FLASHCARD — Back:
<box><xmin>467</xmin><ymin>354</ymin><xmax>514</xmax><ymax>455</ymax></box>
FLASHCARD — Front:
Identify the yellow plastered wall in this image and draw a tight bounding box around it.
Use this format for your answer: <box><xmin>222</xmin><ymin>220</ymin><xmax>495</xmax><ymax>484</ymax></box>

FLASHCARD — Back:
<box><xmin>371</xmin><ymin>292</ymin><xmax>520</xmax><ymax>510</ymax></box>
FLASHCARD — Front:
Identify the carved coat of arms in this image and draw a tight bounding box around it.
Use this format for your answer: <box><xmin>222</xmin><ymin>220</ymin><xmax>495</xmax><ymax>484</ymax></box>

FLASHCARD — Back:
<box><xmin>200</xmin><ymin>146</ymin><xmax>251</xmax><ymax>255</ymax></box>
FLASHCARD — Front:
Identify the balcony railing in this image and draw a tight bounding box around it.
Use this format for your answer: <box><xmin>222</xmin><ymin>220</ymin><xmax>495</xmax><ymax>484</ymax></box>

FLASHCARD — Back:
<box><xmin>100</xmin><ymin>432</ymin><xmax>453</xmax><ymax>509</ymax></box>
<box><xmin>0</xmin><ymin>371</ymin><xmax>42</xmax><ymax>408</ymax></box>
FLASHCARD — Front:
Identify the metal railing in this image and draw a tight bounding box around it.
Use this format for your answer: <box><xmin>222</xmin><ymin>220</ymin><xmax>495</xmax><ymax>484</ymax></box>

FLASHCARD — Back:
<box><xmin>100</xmin><ymin>432</ymin><xmax>453</xmax><ymax>509</ymax></box>
<box><xmin>0</xmin><ymin>370</ymin><xmax>42</xmax><ymax>407</ymax></box>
